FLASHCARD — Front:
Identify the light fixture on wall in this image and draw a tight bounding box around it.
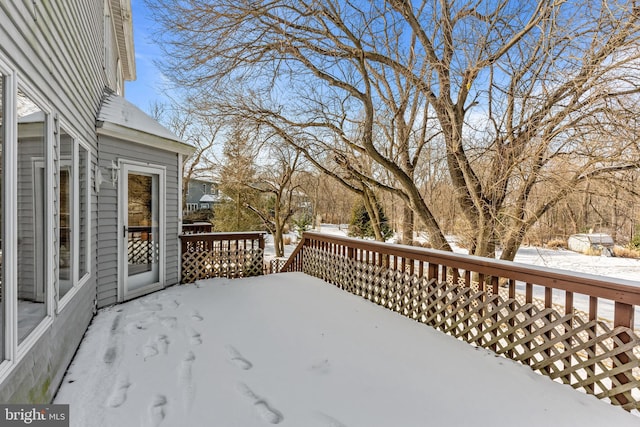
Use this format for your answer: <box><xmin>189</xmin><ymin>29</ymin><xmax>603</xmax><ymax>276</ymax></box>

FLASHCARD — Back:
<box><xmin>110</xmin><ymin>160</ymin><xmax>120</xmax><ymax>185</ymax></box>
<box><xmin>94</xmin><ymin>164</ymin><xmax>104</xmax><ymax>192</ymax></box>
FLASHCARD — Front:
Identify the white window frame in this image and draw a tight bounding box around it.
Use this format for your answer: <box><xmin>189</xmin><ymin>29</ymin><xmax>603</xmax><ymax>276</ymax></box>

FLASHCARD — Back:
<box><xmin>14</xmin><ymin>78</ymin><xmax>54</xmax><ymax>363</ymax></box>
<box><xmin>0</xmin><ymin>54</ymin><xmax>16</xmax><ymax>380</ymax></box>
<box><xmin>57</xmin><ymin>125</ymin><xmax>91</xmax><ymax>312</ymax></box>
<box><xmin>0</xmin><ymin>61</ymin><xmax>58</xmax><ymax>380</ymax></box>
<box><xmin>77</xmin><ymin>141</ymin><xmax>91</xmax><ymax>283</ymax></box>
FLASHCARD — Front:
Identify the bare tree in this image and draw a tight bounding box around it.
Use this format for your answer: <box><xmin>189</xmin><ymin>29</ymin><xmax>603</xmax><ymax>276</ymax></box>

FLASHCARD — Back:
<box><xmin>247</xmin><ymin>139</ymin><xmax>305</xmax><ymax>257</ymax></box>
<box><xmin>148</xmin><ymin>0</ymin><xmax>640</xmax><ymax>259</ymax></box>
<box><xmin>150</xmin><ymin>101</ymin><xmax>221</xmax><ymax>212</ymax></box>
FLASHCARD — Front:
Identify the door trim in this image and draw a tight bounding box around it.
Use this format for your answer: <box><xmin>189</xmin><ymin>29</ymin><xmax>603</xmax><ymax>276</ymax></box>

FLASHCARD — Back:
<box><xmin>117</xmin><ymin>160</ymin><xmax>166</xmax><ymax>302</ymax></box>
<box><xmin>32</xmin><ymin>160</ymin><xmax>45</xmax><ymax>303</ymax></box>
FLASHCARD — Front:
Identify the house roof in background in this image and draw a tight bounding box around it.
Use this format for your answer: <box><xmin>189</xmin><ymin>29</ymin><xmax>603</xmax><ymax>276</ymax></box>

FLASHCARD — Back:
<box><xmin>97</xmin><ymin>89</ymin><xmax>194</xmax><ymax>156</ymax></box>
<box><xmin>199</xmin><ymin>194</ymin><xmax>219</xmax><ymax>203</ymax></box>
<box><xmin>189</xmin><ymin>178</ymin><xmax>218</xmax><ymax>185</ymax></box>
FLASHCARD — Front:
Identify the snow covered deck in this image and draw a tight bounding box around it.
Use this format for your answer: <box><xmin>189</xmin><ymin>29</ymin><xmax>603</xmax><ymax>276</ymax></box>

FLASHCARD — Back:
<box><xmin>55</xmin><ymin>273</ymin><xmax>639</xmax><ymax>426</ymax></box>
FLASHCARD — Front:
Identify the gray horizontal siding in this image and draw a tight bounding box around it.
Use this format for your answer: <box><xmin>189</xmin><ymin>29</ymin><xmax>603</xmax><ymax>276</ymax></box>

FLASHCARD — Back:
<box><xmin>0</xmin><ymin>279</ymin><xmax>95</xmax><ymax>403</ymax></box>
<box><xmin>0</xmin><ymin>0</ymin><xmax>119</xmax><ymax>403</ymax></box>
<box><xmin>0</xmin><ymin>1</ymin><xmax>106</xmax><ymax>148</ymax></box>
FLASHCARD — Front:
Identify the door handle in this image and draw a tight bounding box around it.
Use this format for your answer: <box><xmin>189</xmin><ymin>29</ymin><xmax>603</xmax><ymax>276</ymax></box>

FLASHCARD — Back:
<box><xmin>123</xmin><ymin>226</ymin><xmax>128</xmax><ymax>238</ymax></box>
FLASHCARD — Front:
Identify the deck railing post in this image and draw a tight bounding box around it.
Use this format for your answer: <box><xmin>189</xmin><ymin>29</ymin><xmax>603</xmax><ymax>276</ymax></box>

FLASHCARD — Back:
<box><xmin>613</xmin><ymin>302</ymin><xmax>634</xmax><ymax>406</ymax></box>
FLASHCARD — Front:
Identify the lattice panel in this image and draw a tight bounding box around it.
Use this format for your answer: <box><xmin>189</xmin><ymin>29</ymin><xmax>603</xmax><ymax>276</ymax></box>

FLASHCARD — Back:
<box><xmin>128</xmin><ymin>239</ymin><xmax>159</xmax><ymax>264</ymax></box>
<box><xmin>269</xmin><ymin>258</ymin><xmax>288</xmax><ymax>274</ymax></box>
<box><xmin>182</xmin><ymin>248</ymin><xmax>264</xmax><ymax>283</ymax></box>
<box><xmin>301</xmin><ymin>246</ymin><xmax>640</xmax><ymax>410</ymax></box>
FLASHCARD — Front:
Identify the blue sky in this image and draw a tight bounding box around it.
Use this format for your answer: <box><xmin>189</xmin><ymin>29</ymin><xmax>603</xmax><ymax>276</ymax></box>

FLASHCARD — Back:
<box><xmin>124</xmin><ymin>2</ymin><xmax>170</xmax><ymax>114</ymax></box>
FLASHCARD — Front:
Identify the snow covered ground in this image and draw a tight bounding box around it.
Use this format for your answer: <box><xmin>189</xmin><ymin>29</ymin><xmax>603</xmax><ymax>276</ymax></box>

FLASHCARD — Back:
<box><xmin>510</xmin><ymin>246</ymin><xmax>640</xmax><ymax>282</ymax></box>
<box><xmin>55</xmin><ymin>272</ymin><xmax>639</xmax><ymax>427</ymax></box>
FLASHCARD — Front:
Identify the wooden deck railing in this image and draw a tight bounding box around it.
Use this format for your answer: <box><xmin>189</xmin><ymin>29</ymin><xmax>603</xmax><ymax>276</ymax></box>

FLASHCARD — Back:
<box><xmin>280</xmin><ymin>232</ymin><xmax>640</xmax><ymax>411</ymax></box>
<box><xmin>182</xmin><ymin>222</ymin><xmax>213</xmax><ymax>234</ymax></box>
<box><xmin>180</xmin><ymin>232</ymin><xmax>266</xmax><ymax>282</ymax></box>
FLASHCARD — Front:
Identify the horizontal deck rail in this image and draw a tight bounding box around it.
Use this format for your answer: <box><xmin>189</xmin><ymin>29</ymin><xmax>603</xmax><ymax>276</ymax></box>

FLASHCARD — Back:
<box><xmin>280</xmin><ymin>232</ymin><xmax>640</xmax><ymax>411</ymax></box>
<box><xmin>180</xmin><ymin>232</ymin><xmax>266</xmax><ymax>282</ymax></box>
<box><xmin>182</xmin><ymin>222</ymin><xmax>213</xmax><ymax>234</ymax></box>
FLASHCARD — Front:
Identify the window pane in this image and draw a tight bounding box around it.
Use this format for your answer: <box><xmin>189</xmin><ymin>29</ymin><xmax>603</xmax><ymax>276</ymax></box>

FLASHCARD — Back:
<box><xmin>79</xmin><ymin>146</ymin><xmax>88</xmax><ymax>278</ymax></box>
<box><xmin>59</xmin><ymin>130</ymin><xmax>73</xmax><ymax>299</ymax></box>
<box><xmin>0</xmin><ymin>72</ymin><xmax>5</xmax><ymax>359</ymax></box>
<box><xmin>17</xmin><ymin>91</ymin><xmax>46</xmax><ymax>343</ymax></box>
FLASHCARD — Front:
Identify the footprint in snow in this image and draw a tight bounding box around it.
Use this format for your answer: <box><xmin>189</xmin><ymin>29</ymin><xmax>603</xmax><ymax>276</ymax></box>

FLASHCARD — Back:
<box><xmin>315</xmin><ymin>413</ymin><xmax>348</xmax><ymax>427</ymax></box>
<box><xmin>143</xmin><ymin>343</ymin><xmax>159</xmax><ymax>360</ymax></box>
<box><xmin>190</xmin><ymin>310</ymin><xmax>203</xmax><ymax>321</ymax></box>
<box><xmin>160</xmin><ymin>316</ymin><xmax>178</xmax><ymax>329</ymax></box>
<box><xmin>310</xmin><ymin>359</ymin><xmax>331</xmax><ymax>375</ymax></box>
<box><xmin>185</xmin><ymin>326</ymin><xmax>202</xmax><ymax>345</ymax></box>
<box><xmin>237</xmin><ymin>383</ymin><xmax>284</xmax><ymax>424</ymax></box>
<box><xmin>157</xmin><ymin>335</ymin><xmax>170</xmax><ymax>355</ymax></box>
<box><xmin>144</xmin><ymin>335</ymin><xmax>170</xmax><ymax>359</ymax></box>
<box><xmin>148</xmin><ymin>394</ymin><xmax>167</xmax><ymax>427</ymax></box>
<box><xmin>109</xmin><ymin>314</ymin><xmax>122</xmax><ymax>334</ymax></box>
<box><xmin>226</xmin><ymin>346</ymin><xmax>253</xmax><ymax>370</ymax></box>
<box><xmin>103</xmin><ymin>346</ymin><xmax>117</xmax><ymax>364</ymax></box>
<box><xmin>124</xmin><ymin>322</ymin><xmax>147</xmax><ymax>335</ymax></box>
<box><xmin>178</xmin><ymin>351</ymin><xmax>196</xmax><ymax>411</ymax></box>
<box><xmin>107</xmin><ymin>374</ymin><xmax>131</xmax><ymax>408</ymax></box>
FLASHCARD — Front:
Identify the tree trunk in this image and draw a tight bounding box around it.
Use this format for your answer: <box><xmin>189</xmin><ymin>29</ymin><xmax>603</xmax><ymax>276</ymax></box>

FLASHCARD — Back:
<box><xmin>273</xmin><ymin>199</ymin><xmax>284</xmax><ymax>257</ymax></box>
<box><xmin>362</xmin><ymin>188</ymin><xmax>384</xmax><ymax>241</ymax></box>
<box><xmin>402</xmin><ymin>205</ymin><xmax>413</xmax><ymax>245</ymax></box>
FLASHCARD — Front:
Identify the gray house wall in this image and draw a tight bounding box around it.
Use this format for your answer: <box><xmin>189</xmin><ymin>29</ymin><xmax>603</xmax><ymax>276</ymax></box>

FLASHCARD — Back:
<box><xmin>185</xmin><ymin>179</ymin><xmax>216</xmax><ymax>206</ymax></box>
<box><xmin>0</xmin><ymin>281</ymin><xmax>94</xmax><ymax>403</ymax></box>
<box><xmin>97</xmin><ymin>136</ymin><xmax>181</xmax><ymax>308</ymax></box>
<box><xmin>0</xmin><ymin>0</ymin><xmax>126</xmax><ymax>403</ymax></box>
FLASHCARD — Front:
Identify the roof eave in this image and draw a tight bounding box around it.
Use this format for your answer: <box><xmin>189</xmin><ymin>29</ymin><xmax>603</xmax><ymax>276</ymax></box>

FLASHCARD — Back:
<box><xmin>97</xmin><ymin>121</ymin><xmax>196</xmax><ymax>156</ymax></box>
<box><xmin>112</xmin><ymin>0</ymin><xmax>136</xmax><ymax>81</ymax></box>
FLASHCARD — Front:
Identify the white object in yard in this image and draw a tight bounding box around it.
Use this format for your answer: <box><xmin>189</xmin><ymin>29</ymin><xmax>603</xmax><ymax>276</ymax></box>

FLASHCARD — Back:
<box><xmin>568</xmin><ymin>233</ymin><xmax>614</xmax><ymax>253</ymax></box>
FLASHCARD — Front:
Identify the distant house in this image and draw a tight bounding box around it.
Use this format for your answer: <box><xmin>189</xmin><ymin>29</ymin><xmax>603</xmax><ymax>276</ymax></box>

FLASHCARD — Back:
<box><xmin>185</xmin><ymin>178</ymin><xmax>221</xmax><ymax>213</ymax></box>
<box><xmin>568</xmin><ymin>233</ymin><xmax>615</xmax><ymax>254</ymax></box>
<box><xmin>0</xmin><ymin>1</ymin><xmax>193</xmax><ymax>403</ymax></box>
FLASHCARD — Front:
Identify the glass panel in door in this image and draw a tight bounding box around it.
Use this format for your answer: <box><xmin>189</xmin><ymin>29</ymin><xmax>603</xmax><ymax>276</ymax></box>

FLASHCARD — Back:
<box><xmin>126</xmin><ymin>171</ymin><xmax>160</xmax><ymax>293</ymax></box>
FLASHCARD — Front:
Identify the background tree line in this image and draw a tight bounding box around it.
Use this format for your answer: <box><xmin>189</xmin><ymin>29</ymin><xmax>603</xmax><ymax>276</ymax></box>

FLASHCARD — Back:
<box><xmin>148</xmin><ymin>0</ymin><xmax>640</xmax><ymax>259</ymax></box>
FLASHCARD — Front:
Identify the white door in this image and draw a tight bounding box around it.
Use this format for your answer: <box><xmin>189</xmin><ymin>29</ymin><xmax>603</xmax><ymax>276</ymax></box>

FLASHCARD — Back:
<box><xmin>119</xmin><ymin>162</ymin><xmax>165</xmax><ymax>301</ymax></box>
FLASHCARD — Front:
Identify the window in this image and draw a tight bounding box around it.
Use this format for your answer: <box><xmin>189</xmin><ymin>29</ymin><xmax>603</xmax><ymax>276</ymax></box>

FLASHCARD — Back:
<box><xmin>78</xmin><ymin>145</ymin><xmax>89</xmax><ymax>279</ymax></box>
<box><xmin>0</xmin><ymin>57</ymin><xmax>92</xmax><ymax>368</ymax></box>
<box><xmin>17</xmin><ymin>90</ymin><xmax>47</xmax><ymax>344</ymax></box>
<box><xmin>59</xmin><ymin>130</ymin><xmax>73</xmax><ymax>299</ymax></box>
<box><xmin>0</xmin><ymin>69</ymin><xmax>5</xmax><ymax>361</ymax></box>
<box><xmin>58</xmin><ymin>128</ymin><xmax>90</xmax><ymax>305</ymax></box>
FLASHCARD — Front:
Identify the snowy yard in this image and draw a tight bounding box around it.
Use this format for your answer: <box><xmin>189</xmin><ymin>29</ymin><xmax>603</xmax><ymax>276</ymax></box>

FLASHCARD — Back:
<box><xmin>55</xmin><ymin>272</ymin><xmax>639</xmax><ymax>426</ymax></box>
